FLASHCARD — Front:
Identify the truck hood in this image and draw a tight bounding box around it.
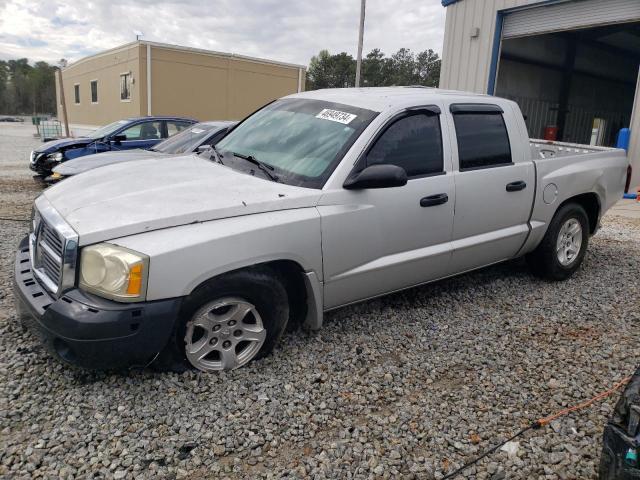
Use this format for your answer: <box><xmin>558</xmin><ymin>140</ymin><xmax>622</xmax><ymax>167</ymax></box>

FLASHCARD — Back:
<box><xmin>36</xmin><ymin>137</ymin><xmax>94</xmax><ymax>154</ymax></box>
<box><xmin>42</xmin><ymin>154</ymin><xmax>323</xmax><ymax>245</ymax></box>
<box><xmin>54</xmin><ymin>149</ymin><xmax>162</xmax><ymax>175</ymax></box>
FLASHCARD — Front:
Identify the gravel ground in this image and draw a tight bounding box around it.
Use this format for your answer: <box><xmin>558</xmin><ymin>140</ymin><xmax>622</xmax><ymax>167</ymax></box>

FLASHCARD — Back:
<box><xmin>0</xmin><ymin>123</ymin><xmax>639</xmax><ymax>479</ymax></box>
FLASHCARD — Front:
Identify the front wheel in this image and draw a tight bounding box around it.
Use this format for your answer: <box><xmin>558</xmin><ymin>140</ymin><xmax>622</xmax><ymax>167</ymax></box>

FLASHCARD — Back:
<box><xmin>526</xmin><ymin>202</ymin><xmax>590</xmax><ymax>281</ymax></box>
<box><xmin>158</xmin><ymin>267</ymin><xmax>289</xmax><ymax>372</ymax></box>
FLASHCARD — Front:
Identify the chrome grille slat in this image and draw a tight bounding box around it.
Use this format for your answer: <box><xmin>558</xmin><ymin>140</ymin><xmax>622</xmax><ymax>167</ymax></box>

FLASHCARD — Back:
<box><xmin>41</xmin><ymin>250</ymin><xmax>61</xmax><ymax>280</ymax></box>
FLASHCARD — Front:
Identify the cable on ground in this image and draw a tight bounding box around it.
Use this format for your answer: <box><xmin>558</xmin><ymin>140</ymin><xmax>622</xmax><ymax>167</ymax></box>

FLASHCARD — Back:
<box><xmin>442</xmin><ymin>376</ymin><xmax>632</xmax><ymax>479</ymax></box>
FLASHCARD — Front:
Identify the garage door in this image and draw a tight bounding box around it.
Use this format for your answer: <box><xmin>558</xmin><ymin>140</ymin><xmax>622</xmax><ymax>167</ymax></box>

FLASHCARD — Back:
<box><xmin>503</xmin><ymin>0</ymin><xmax>640</xmax><ymax>39</ymax></box>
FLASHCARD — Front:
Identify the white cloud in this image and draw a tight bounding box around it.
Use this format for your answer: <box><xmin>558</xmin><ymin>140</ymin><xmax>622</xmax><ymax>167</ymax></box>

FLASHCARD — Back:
<box><xmin>0</xmin><ymin>0</ymin><xmax>445</xmax><ymax>66</ymax></box>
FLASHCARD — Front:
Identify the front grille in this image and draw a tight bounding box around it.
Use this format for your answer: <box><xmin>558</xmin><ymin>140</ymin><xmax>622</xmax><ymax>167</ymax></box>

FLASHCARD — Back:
<box><xmin>34</xmin><ymin>218</ymin><xmax>64</xmax><ymax>288</ymax></box>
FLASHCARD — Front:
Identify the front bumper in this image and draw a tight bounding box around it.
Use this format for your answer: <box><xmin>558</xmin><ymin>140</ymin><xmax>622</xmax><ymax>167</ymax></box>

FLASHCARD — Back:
<box><xmin>13</xmin><ymin>236</ymin><xmax>182</xmax><ymax>370</ymax></box>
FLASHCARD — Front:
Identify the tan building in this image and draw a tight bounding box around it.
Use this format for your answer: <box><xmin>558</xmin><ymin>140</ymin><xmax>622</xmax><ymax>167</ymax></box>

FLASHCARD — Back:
<box><xmin>440</xmin><ymin>0</ymin><xmax>640</xmax><ymax>188</ymax></box>
<box><xmin>56</xmin><ymin>40</ymin><xmax>306</xmax><ymax>130</ymax></box>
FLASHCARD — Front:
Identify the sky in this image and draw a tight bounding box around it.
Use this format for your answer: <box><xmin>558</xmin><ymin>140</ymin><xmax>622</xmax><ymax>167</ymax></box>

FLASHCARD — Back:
<box><xmin>0</xmin><ymin>0</ymin><xmax>446</xmax><ymax>67</ymax></box>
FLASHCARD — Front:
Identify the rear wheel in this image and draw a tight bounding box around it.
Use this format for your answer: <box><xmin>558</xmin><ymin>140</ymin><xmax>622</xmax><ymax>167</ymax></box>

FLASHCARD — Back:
<box><xmin>157</xmin><ymin>267</ymin><xmax>289</xmax><ymax>372</ymax></box>
<box><xmin>527</xmin><ymin>202</ymin><xmax>589</xmax><ymax>281</ymax></box>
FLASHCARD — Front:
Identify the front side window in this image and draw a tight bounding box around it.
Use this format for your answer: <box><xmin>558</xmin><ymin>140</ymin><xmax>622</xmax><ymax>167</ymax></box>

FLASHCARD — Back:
<box><xmin>216</xmin><ymin>98</ymin><xmax>378</xmax><ymax>188</ymax></box>
<box><xmin>120</xmin><ymin>121</ymin><xmax>162</xmax><ymax>140</ymax></box>
<box><xmin>74</xmin><ymin>84</ymin><xmax>80</xmax><ymax>104</ymax></box>
<box><xmin>365</xmin><ymin>113</ymin><xmax>443</xmax><ymax>177</ymax></box>
<box><xmin>120</xmin><ymin>73</ymin><xmax>131</xmax><ymax>101</ymax></box>
<box><xmin>453</xmin><ymin>110</ymin><xmax>512</xmax><ymax>170</ymax></box>
<box><xmin>90</xmin><ymin>80</ymin><xmax>98</xmax><ymax>103</ymax></box>
<box><xmin>89</xmin><ymin>120</ymin><xmax>128</xmax><ymax>140</ymax></box>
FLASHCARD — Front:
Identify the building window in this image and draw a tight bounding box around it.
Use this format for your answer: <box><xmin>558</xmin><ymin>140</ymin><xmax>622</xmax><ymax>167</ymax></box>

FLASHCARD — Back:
<box><xmin>452</xmin><ymin>111</ymin><xmax>512</xmax><ymax>170</ymax></box>
<box><xmin>90</xmin><ymin>80</ymin><xmax>98</xmax><ymax>103</ymax></box>
<box><xmin>120</xmin><ymin>73</ymin><xmax>131</xmax><ymax>101</ymax></box>
<box><xmin>74</xmin><ymin>84</ymin><xmax>80</xmax><ymax>104</ymax></box>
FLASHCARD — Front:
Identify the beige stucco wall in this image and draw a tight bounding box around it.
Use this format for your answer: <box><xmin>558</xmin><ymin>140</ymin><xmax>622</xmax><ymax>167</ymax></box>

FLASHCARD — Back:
<box><xmin>57</xmin><ymin>44</ymin><xmax>143</xmax><ymax>127</ymax></box>
<box><xmin>440</xmin><ymin>0</ymin><xmax>640</xmax><ymax>187</ymax></box>
<box><xmin>145</xmin><ymin>45</ymin><xmax>303</xmax><ymax>121</ymax></box>
<box><xmin>56</xmin><ymin>41</ymin><xmax>305</xmax><ymax>129</ymax></box>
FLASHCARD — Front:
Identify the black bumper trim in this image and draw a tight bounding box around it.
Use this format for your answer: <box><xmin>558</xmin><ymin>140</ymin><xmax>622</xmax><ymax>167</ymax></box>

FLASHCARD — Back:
<box><xmin>13</xmin><ymin>236</ymin><xmax>183</xmax><ymax>370</ymax></box>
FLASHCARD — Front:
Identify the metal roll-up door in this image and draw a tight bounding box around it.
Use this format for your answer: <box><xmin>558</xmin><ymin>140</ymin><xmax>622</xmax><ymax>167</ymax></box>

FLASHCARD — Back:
<box><xmin>503</xmin><ymin>0</ymin><xmax>640</xmax><ymax>39</ymax></box>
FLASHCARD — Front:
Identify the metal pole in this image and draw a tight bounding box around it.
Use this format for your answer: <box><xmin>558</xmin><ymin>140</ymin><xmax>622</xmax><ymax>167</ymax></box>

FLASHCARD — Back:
<box><xmin>355</xmin><ymin>0</ymin><xmax>366</xmax><ymax>87</ymax></box>
<box><xmin>57</xmin><ymin>68</ymin><xmax>70</xmax><ymax>137</ymax></box>
<box><xmin>147</xmin><ymin>43</ymin><xmax>152</xmax><ymax>115</ymax></box>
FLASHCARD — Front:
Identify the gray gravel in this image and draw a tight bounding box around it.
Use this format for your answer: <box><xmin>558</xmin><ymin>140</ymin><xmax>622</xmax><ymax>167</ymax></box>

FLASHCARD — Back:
<box><xmin>1</xmin><ymin>123</ymin><xmax>639</xmax><ymax>479</ymax></box>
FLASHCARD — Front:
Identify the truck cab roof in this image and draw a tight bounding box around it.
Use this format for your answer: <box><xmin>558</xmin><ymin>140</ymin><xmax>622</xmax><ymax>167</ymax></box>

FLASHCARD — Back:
<box><xmin>288</xmin><ymin>87</ymin><xmax>494</xmax><ymax>113</ymax></box>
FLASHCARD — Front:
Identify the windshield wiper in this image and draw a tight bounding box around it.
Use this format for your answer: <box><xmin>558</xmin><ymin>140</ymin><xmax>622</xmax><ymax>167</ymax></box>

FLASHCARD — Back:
<box><xmin>209</xmin><ymin>145</ymin><xmax>224</xmax><ymax>165</ymax></box>
<box><xmin>231</xmin><ymin>152</ymin><xmax>279</xmax><ymax>182</ymax></box>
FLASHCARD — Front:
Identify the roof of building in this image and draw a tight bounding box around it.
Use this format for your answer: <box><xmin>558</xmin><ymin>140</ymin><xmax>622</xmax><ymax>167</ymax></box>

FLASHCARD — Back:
<box><xmin>63</xmin><ymin>40</ymin><xmax>306</xmax><ymax>72</ymax></box>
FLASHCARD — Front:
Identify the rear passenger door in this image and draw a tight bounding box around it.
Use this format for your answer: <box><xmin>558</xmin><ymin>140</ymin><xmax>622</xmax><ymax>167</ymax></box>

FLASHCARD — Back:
<box><xmin>448</xmin><ymin>103</ymin><xmax>535</xmax><ymax>271</ymax></box>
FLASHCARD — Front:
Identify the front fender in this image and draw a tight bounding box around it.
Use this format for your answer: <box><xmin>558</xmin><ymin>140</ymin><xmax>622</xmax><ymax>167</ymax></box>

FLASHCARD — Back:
<box><xmin>110</xmin><ymin>208</ymin><xmax>323</xmax><ymax>301</ymax></box>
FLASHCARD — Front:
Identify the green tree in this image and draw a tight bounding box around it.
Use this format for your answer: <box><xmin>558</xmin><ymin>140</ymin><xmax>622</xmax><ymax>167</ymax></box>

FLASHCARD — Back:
<box><xmin>362</xmin><ymin>48</ymin><xmax>386</xmax><ymax>86</ymax></box>
<box><xmin>0</xmin><ymin>58</ymin><xmax>57</xmax><ymax>114</ymax></box>
<box><xmin>390</xmin><ymin>48</ymin><xmax>417</xmax><ymax>85</ymax></box>
<box><xmin>307</xmin><ymin>50</ymin><xmax>355</xmax><ymax>90</ymax></box>
<box><xmin>306</xmin><ymin>47</ymin><xmax>441</xmax><ymax>91</ymax></box>
<box><xmin>416</xmin><ymin>49</ymin><xmax>441</xmax><ymax>87</ymax></box>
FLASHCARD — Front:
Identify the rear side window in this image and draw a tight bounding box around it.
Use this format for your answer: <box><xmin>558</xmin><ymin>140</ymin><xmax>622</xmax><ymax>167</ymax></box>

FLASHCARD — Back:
<box><xmin>452</xmin><ymin>110</ymin><xmax>512</xmax><ymax>170</ymax></box>
<box><xmin>166</xmin><ymin>120</ymin><xmax>192</xmax><ymax>137</ymax></box>
<box><xmin>366</xmin><ymin>113</ymin><xmax>443</xmax><ymax>177</ymax></box>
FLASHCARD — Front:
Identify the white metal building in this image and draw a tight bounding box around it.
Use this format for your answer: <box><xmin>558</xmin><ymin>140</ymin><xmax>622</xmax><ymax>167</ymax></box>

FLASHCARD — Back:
<box><xmin>439</xmin><ymin>0</ymin><xmax>640</xmax><ymax>188</ymax></box>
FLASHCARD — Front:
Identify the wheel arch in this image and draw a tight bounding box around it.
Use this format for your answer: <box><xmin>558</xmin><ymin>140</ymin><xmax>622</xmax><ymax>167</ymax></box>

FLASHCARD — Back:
<box><xmin>187</xmin><ymin>259</ymin><xmax>324</xmax><ymax>331</ymax></box>
<box><xmin>556</xmin><ymin>192</ymin><xmax>601</xmax><ymax>234</ymax></box>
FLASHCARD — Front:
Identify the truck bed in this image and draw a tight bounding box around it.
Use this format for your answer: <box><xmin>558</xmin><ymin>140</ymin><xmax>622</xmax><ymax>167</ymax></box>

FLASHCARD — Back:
<box><xmin>530</xmin><ymin>138</ymin><xmax>621</xmax><ymax>160</ymax></box>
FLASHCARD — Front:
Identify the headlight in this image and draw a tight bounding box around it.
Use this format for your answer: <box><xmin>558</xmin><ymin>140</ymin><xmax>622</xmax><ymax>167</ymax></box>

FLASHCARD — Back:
<box><xmin>47</xmin><ymin>152</ymin><xmax>63</xmax><ymax>162</ymax></box>
<box><xmin>79</xmin><ymin>243</ymin><xmax>149</xmax><ymax>302</ymax></box>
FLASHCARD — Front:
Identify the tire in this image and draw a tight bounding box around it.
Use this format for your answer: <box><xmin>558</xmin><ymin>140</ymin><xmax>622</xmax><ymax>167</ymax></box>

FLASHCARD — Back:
<box><xmin>155</xmin><ymin>267</ymin><xmax>289</xmax><ymax>372</ymax></box>
<box><xmin>526</xmin><ymin>202</ymin><xmax>589</xmax><ymax>281</ymax></box>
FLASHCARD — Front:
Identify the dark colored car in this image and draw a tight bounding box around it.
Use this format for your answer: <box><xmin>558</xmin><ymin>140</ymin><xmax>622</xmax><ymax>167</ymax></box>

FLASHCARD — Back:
<box><xmin>47</xmin><ymin>121</ymin><xmax>236</xmax><ymax>183</ymax></box>
<box><xmin>29</xmin><ymin>116</ymin><xmax>197</xmax><ymax>175</ymax></box>
<box><xmin>599</xmin><ymin>366</ymin><xmax>640</xmax><ymax>479</ymax></box>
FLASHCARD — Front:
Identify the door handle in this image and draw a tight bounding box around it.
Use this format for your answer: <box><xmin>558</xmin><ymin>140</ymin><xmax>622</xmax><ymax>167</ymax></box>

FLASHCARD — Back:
<box><xmin>506</xmin><ymin>180</ymin><xmax>527</xmax><ymax>192</ymax></box>
<box><xmin>420</xmin><ymin>193</ymin><xmax>449</xmax><ymax>207</ymax></box>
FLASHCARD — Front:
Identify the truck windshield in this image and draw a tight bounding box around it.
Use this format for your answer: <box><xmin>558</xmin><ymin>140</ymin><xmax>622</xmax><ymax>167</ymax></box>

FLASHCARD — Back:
<box><xmin>89</xmin><ymin>120</ymin><xmax>129</xmax><ymax>140</ymax></box>
<box><xmin>151</xmin><ymin>123</ymin><xmax>221</xmax><ymax>154</ymax></box>
<box><xmin>216</xmin><ymin>98</ymin><xmax>378</xmax><ymax>188</ymax></box>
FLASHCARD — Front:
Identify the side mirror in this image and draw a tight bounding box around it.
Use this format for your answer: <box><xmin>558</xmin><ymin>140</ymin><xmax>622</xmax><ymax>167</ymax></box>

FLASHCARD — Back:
<box><xmin>196</xmin><ymin>145</ymin><xmax>212</xmax><ymax>154</ymax></box>
<box><xmin>343</xmin><ymin>164</ymin><xmax>408</xmax><ymax>190</ymax></box>
<box><xmin>111</xmin><ymin>134</ymin><xmax>126</xmax><ymax>144</ymax></box>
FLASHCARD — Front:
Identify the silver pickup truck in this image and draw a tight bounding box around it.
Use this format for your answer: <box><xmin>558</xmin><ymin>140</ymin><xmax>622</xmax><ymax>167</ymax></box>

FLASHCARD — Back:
<box><xmin>14</xmin><ymin>88</ymin><xmax>629</xmax><ymax>372</ymax></box>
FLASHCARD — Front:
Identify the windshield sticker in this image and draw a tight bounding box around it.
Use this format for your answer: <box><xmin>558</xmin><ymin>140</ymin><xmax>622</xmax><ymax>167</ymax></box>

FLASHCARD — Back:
<box><xmin>190</xmin><ymin>128</ymin><xmax>205</xmax><ymax>134</ymax></box>
<box><xmin>316</xmin><ymin>109</ymin><xmax>357</xmax><ymax>124</ymax></box>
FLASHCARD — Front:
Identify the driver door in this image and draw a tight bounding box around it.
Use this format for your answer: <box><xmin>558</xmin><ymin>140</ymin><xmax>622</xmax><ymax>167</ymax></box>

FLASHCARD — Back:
<box><xmin>111</xmin><ymin>121</ymin><xmax>163</xmax><ymax>150</ymax></box>
<box><xmin>319</xmin><ymin>108</ymin><xmax>455</xmax><ymax>308</ymax></box>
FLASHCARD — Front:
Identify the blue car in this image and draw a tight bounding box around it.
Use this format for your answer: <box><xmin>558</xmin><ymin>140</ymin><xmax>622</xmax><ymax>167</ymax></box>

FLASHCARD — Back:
<box><xmin>29</xmin><ymin>116</ymin><xmax>197</xmax><ymax>175</ymax></box>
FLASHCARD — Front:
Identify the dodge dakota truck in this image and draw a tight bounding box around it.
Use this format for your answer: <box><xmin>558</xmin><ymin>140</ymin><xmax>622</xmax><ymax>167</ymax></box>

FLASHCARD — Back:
<box><xmin>14</xmin><ymin>88</ymin><xmax>629</xmax><ymax>372</ymax></box>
